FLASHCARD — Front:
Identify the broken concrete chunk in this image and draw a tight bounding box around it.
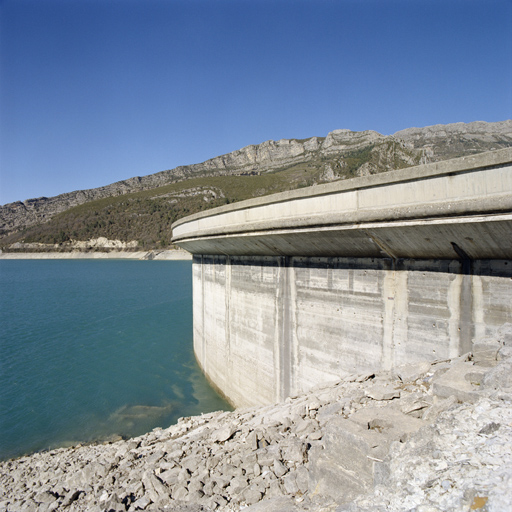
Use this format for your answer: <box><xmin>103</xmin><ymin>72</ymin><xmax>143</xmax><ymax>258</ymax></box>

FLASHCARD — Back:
<box><xmin>282</xmin><ymin>472</ymin><xmax>299</xmax><ymax>495</ymax></box>
<box><xmin>227</xmin><ymin>476</ymin><xmax>249</xmax><ymax>495</ymax></box>
<box><xmin>482</xmin><ymin>360</ymin><xmax>512</xmax><ymax>391</ymax></box>
<box><xmin>242</xmin><ymin>488</ymin><xmax>264</xmax><ymax>505</ymax></box>
<box><xmin>172</xmin><ymin>485</ymin><xmax>188</xmax><ymax>501</ymax></box>
<box><xmin>273</xmin><ymin>459</ymin><xmax>287</xmax><ymax>478</ymax></box>
<box><xmin>365</xmin><ymin>384</ymin><xmax>401</xmax><ymax>401</ymax></box>
<box><xmin>422</xmin><ymin>395</ymin><xmax>458</xmax><ymax>422</ymax></box>
<box><xmin>281</xmin><ymin>439</ymin><xmax>306</xmax><ymax>464</ymax></box>
<box><xmin>349</xmin><ymin>406</ymin><xmax>424</xmax><ymax>439</ymax></box>
<box><xmin>61</xmin><ymin>489</ymin><xmax>81</xmax><ymax>507</ymax></box>
<box><xmin>497</xmin><ymin>345</ymin><xmax>512</xmax><ymax>361</ymax></box>
<box><xmin>399</xmin><ymin>392</ymin><xmax>432</xmax><ymax>416</ymax></box>
<box><xmin>497</xmin><ymin>322</ymin><xmax>512</xmax><ymax>346</ymax></box>
<box><xmin>393</xmin><ymin>361</ymin><xmax>432</xmax><ymax>383</ymax></box>
<box><xmin>212</xmin><ymin>424</ymin><xmax>237</xmax><ymax>443</ymax></box>
<box><xmin>472</xmin><ymin>338</ymin><xmax>501</xmax><ymax>365</ymax></box>
<box><xmin>431</xmin><ymin>361</ymin><xmax>485</xmax><ymax>403</ymax></box>
<box><xmin>308</xmin><ymin>418</ymin><xmax>377</xmax><ymax>503</ymax></box>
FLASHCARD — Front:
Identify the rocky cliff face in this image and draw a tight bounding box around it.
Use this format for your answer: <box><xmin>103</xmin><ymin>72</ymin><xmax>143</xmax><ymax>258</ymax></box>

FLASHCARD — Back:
<box><xmin>395</xmin><ymin>120</ymin><xmax>512</xmax><ymax>161</ymax></box>
<box><xmin>1</xmin><ymin>120</ymin><xmax>511</xmax><ymax>237</ymax></box>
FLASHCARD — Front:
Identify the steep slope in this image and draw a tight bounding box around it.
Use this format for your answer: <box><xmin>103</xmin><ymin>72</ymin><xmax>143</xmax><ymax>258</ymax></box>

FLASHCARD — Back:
<box><xmin>1</xmin><ymin>120</ymin><xmax>511</xmax><ymax>251</ymax></box>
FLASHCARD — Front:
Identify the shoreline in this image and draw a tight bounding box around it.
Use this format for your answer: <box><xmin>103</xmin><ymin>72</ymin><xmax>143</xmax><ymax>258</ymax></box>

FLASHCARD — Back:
<box><xmin>1</xmin><ymin>326</ymin><xmax>511</xmax><ymax>511</ymax></box>
<box><xmin>0</xmin><ymin>249</ymin><xmax>192</xmax><ymax>260</ymax></box>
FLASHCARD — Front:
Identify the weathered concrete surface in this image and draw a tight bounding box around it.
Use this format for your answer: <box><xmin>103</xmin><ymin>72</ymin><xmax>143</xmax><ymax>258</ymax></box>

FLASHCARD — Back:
<box><xmin>173</xmin><ymin>149</ymin><xmax>512</xmax><ymax>408</ymax></box>
<box><xmin>192</xmin><ymin>255</ymin><xmax>512</xmax><ymax>408</ymax></box>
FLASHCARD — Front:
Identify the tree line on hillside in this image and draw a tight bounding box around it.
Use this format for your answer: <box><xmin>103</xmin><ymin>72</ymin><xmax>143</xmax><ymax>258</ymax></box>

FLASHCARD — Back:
<box><xmin>0</xmin><ymin>141</ymin><xmax>430</xmax><ymax>252</ymax></box>
<box><xmin>1</xmin><ymin>194</ymin><xmax>229</xmax><ymax>251</ymax></box>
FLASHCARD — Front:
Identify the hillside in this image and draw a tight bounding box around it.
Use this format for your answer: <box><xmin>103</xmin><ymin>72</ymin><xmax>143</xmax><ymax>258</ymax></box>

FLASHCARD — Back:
<box><xmin>1</xmin><ymin>120</ymin><xmax>511</xmax><ymax>252</ymax></box>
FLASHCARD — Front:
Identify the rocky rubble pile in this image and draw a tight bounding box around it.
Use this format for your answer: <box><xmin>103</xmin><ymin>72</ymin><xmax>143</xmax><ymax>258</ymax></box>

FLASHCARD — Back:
<box><xmin>1</xmin><ymin>325</ymin><xmax>511</xmax><ymax>512</ymax></box>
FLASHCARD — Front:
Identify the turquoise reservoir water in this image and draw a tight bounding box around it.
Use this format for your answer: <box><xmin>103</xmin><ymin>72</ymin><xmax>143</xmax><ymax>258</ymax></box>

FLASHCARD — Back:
<box><xmin>0</xmin><ymin>259</ymin><xmax>231</xmax><ymax>461</ymax></box>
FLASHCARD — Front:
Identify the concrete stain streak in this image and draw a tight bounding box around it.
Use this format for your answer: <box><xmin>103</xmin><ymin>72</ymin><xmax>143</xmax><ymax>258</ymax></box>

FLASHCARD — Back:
<box><xmin>181</xmin><ymin>150</ymin><xmax>512</xmax><ymax>408</ymax></box>
<box><xmin>192</xmin><ymin>256</ymin><xmax>512</xmax><ymax>408</ymax></box>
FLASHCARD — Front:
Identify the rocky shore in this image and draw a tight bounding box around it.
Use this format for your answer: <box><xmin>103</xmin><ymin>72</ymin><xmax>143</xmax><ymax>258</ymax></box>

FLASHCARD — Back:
<box><xmin>1</xmin><ymin>325</ymin><xmax>511</xmax><ymax>512</ymax></box>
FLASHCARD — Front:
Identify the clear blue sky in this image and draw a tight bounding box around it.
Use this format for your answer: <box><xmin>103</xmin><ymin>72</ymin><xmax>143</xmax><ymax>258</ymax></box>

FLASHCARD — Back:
<box><xmin>1</xmin><ymin>0</ymin><xmax>511</xmax><ymax>205</ymax></box>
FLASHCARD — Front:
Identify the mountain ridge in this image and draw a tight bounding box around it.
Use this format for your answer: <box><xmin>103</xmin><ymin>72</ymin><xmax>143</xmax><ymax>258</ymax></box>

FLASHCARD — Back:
<box><xmin>1</xmin><ymin>120</ymin><xmax>511</xmax><ymax>250</ymax></box>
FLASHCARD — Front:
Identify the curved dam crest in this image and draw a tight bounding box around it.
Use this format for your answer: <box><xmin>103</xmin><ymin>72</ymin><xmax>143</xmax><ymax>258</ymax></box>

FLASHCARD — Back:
<box><xmin>172</xmin><ymin>148</ymin><xmax>512</xmax><ymax>408</ymax></box>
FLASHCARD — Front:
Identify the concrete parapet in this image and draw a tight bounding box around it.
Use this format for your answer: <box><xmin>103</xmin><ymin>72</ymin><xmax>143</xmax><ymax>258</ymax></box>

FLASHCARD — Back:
<box><xmin>172</xmin><ymin>148</ymin><xmax>512</xmax><ymax>260</ymax></box>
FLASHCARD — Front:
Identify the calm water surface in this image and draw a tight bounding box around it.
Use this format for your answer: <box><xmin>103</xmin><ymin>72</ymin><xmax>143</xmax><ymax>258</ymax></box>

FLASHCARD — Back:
<box><xmin>0</xmin><ymin>260</ymin><xmax>231</xmax><ymax>460</ymax></box>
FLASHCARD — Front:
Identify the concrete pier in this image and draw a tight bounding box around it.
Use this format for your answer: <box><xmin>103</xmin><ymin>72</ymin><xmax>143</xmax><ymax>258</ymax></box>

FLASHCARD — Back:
<box><xmin>172</xmin><ymin>149</ymin><xmax>512</xmax><ymax>408</ymax></box>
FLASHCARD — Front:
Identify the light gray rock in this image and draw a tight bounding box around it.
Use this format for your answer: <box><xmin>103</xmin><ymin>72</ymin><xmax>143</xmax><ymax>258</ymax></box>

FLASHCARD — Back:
<box><xmin>266</xmin><ymin>480</ymin><xmax>285</xmax><ymax>498</ymax></box>
<box><xmin>498</xmin><ymin>344</ymin><xmax>512</xmax><ymax>361</ymax></box>
<box><xmin>245</xmin><ymin>496</ymin><xmax>301</xmax><ymax>511</ymax></box>
<box><xmin>160</xmin><ymin>467</ymin><xmax>180</xmax><ymax>486</ymax></box>
<box><xmin>308</xmin><ymin>417</ymin><xmax>381</xmax><ymax>503</ymax></box>
<box><xmin>472</xmin><ymin>338</ymin><xmax>501</xmax><ymax>365</ymax></box>
<box><xmin>33</xmin><ymin>491</ymin><xmax>57</xmax><ymax>504</ymax></box>
<box><xmin>181</xmin><ymin>454</ymin><xmax>202</xmax><ymax>473</ymax></box>
<box><xmin>282</xmin><ymin>472</ymin><xmax>299</xmax><ymax>495</ymax></box>
<box><xmin>172</xmin><ymin>485</ymin><xmax>189</xmax><ymax>501</ymax></box>
<box><xmin>365</xmin><ymin>384</ymin><xmax>400</xmax><ymax>401</ymax></box>
<box><xmin>102</xmin><ymin>492</ymin><xmax>125</xmax><ymax>512</ymax></box>
<box><xmin>294</xmin><ymin>466</ymin><xmax>309</xmax><ymax>494</ymax></box>
<box><xmin>132</xmin><ymin>495</ymin><xmax>151</xmax><ymax>510</ymax></box>
<box><xmin>178</xmin><ymin>467</ymin><xmax>191</xmax><ymax>483</ymax></box>
<box><xmin>293</xmin><ymin>418</ymin><xmax>318</xmax><ymax>437</ymax></box>
<box><xmin>61</xmin><ymin>489</ymin><xmax>82</xmax><ymax>507</ymax></box>
<box><xmin>399</xmin><ymin>392</ymin><xmax>432</xmax><ymax>416</ymax></box>
<box><xmin>497</xmin><ymin>322</ymin><xmax>512</xmax><ymax>345</ymax></box>
<box><xmin>349</xmin><ymin>406</ymin><xmax>424</xmax><ymax>440</ymax></box>
<box><xmin>393</xmin><ymin>361</ymin><xmax>432</xmax><ymax>383</ymax></box>
<box><xmin>187</xmin><ymin>489</ymin><xmax>205</xmax><ymax>502</ymax></box>
<box><xmin>256</xmin><ymin>446</ymin><xmax>281</xmax><ymax>467</ymax></box>
<box><xmin>211</xmin><ymin>424</ymin><xmax>237</xmax><ymax>443</ymax></box>
<box><xmin>273</xmin><ymin>459</ymin><xmax>287</xmax><ymax>478</ymax></box>
<box><xmin>226</xmin><ymin>476</ymin><xmax>248</xmax><ymax>497</ymax></box>
<box><xmin>245</xmin><ymin>431</ymin><xmax>259</xmax><ymax>451</ymax></box>
<box><xmin>432</xmin><ymin>361</ymin><xmax>484</xmax><ymax>403</ymax></box>
<box><xmin>188</xmin><ymin>479</ymin><xmax>204</xmax><ymax>494</ymax></box>
<box><xmin>146</xmin><ymin>449</ymin><xmax>166</xmax><ymax>465</ymax></box>
<box><xmin>281</xmin><ymin>439</ymin><xmax>306</xmax><ymax>465</ymax></box>
<box><xmin>482</xmin><ymin>360</ymin><xmax>512</xmax><ymax>390</ymax></box>
<box><xmin>422</xmin><ymin>395</ymin><xmax>458</xmax><ymax>422</ymax></box>
<box><xmin>142</xmin><ymin>471</ymin><xmax>170</xmax><ymax>502</ymax></box>
<box><xmin>243</xmin><ymin>489</ymin><xmax>264</xmax><ymax>505</ymax></box>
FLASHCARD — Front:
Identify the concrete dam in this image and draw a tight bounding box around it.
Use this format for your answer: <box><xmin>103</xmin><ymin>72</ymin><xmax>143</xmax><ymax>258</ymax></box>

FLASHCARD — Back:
<box><xmin>172</xmin><ymin>148</ymin><xmax>512</xmax><ymax>409</ymax></box>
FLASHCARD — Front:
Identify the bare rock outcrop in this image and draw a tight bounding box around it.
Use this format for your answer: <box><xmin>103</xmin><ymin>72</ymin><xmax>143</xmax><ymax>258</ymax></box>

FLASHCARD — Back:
<box><xmin>2</xmin><ymin>121</ymin><xmax>511</xmax><ymax>238</ymax></box>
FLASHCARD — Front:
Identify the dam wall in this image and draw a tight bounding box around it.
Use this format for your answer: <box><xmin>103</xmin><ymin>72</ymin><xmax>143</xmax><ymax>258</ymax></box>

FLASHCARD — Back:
<box><xmin>172</xmin><ymin>149</ymin><xmax>512</xmax><ymax>408</ymax></box>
